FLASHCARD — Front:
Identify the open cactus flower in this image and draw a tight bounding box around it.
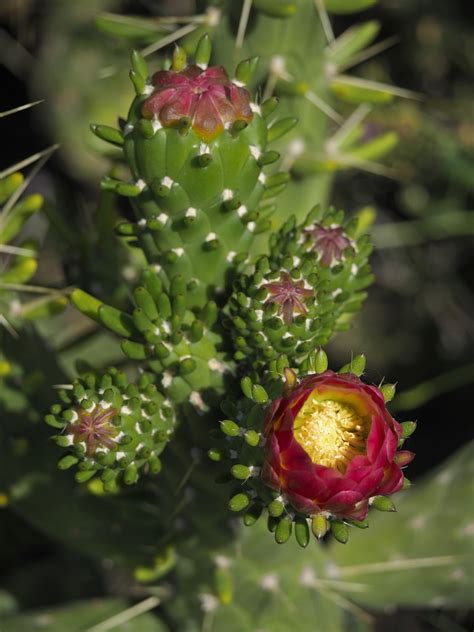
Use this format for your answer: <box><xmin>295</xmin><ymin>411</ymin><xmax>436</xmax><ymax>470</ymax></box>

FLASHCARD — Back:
<box><xmin>213</xmin><ymin>351</ymin><xmax>415</xmax><ymax>545</ymax></box>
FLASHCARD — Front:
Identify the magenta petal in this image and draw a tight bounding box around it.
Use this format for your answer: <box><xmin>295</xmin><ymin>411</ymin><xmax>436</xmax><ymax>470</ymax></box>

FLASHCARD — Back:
<box><xmin>160</xmin><ymin>93</ymin><xmax>195</xmax><ymax>126</ymax></box>
<box><xmin>181</xmin><ymin>65</ymin><xmax>203</xmax><ymax>80</ymax></box>
<box><xmin>328</xmin><ymin>490</ymin><xmax>363</xmax><ymax>505</ymax></box>
<box><xmin>261</xmin><ymin>461</ymin><xmax>280</xmax><ymax>491</ymax></box>
<box><xmin>199</xmin><ymin>65</ymin><xmax>229</xmax><ymax>84</ymax></box>
<box><xmin>366</xmin><ymin>414</ymin><xmax>386</xmax><ymax>462</ymax></box>
<box><xmin>363</xmin><ymin>384</ymin><xmax>387</xmax><ymax>410</ymax></box>
<box><xmin>280</xmin><ymin>442</ymin><xmax>316</xmax><ymax>471</ymax></box>
<box><xmin>285</xmin><ymin>490</ymin><xmax>321</xmax><ymax>514</ymax></box>
<box><xmin>354</xmin><ymin>467</ymin><xmax>385</xmax><ymax>496</ymax></box>
<box><xmin>343</xmin><ymin>500</ymin><xmax>369</xmax><ymax>521</ymax></box>
<box><xmin>151</xmin><ymin>70</ymin><xmax>190</xmax><ymax>89</ymax></box>
<box><xmin>228</xmin><ymin>84</ymin><xmax>253</xmax><ymax>122</ymax></box>
<box><xmin>376</xmin><ymin>463</ymin><xmax>404</xmax><ymax>495</ymax></box>
<box><xmin>142</xmin><ymin>88</ymin><xmax>180</xmax><ymax>118</ymax></box>
<box><xmin>384</xmin><ymin>426</ymin><xmax>400</xmax><ymax>461</ymax></box>
<box><xmin>284</xmin><ymin>469</ymin><xmax>332</xmax><ymax>504</ymax></box>
<box><xmin>275</xmin><ymin>428</ymin><xmax>296</xmax><ymax>453</ymax></box>
<box><xmin>344</xmin><ymin>455</ymin><xmax>372</xmax><ymax>481</ymax></box>
<box><xmin>325</xmin><ymin>491</ymin><xmax>364</xmax><ymax>514</ymax></box>
<box><xmin>192</xmin><ymin>94</ymin><xmax>225</xmax><ymax>141</ymax></box>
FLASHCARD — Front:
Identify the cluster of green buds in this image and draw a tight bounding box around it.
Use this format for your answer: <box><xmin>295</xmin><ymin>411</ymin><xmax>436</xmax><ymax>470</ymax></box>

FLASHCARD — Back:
<box><xmin>45</xmin><ymin>369</ymin><xmax>174</xmax><ymax>490</ymax></box>
<box><xmin>226</xmin><ymin>205</ymin><xmax>373</xmax><ymax>370</ymax></box>
<box><xmin>71</xmin><ymin>268</ymin><xmax>225</xmax><ymax>408</ymax></box>
<box><xmin>210</xmin><ymin>350</ymin><xmax>415</xmax><ymax>545</ymax></box>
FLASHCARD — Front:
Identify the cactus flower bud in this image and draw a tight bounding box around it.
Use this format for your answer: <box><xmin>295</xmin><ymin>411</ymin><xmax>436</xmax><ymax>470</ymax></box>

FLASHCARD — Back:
<box><xmin>304</xmin><ymin>223</ymin><xmax>353</xmax><ymax>267</ymax></box>
<box><xmin>142</xmin><ymin>65</ymin><xmax>253</xmax><ymax>141</ymax></box>
<box><xmin>262</xmin><ymin>271</ymin><xmax>314</xmax><ymax>325</ymax></box>
<box><xmin>68</xmin><ymin>406</ymin><xmax>118</xmax><ymax>454</ymax></box>
<box><xmin>262</xmin><ymin>371</ymin><xmax>414</xmax><ymax>521</ymax></box>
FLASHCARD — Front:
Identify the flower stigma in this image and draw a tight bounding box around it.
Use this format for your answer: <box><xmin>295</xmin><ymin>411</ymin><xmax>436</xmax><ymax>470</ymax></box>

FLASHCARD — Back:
<box><xmin>293</xmin><ymin>394</ymin><xmax>370</xmax><ymax>472</ymax></box>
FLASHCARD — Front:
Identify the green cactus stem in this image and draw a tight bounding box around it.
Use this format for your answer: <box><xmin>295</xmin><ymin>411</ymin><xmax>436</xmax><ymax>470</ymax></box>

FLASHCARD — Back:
<box><xmin>92</xmin><ymin>37</ymin><xmax>296</xmax><ymax>309</ymax></box>
<box><xmin>71</xmin><ymin>266</ymin><xmax>228</xmax><ymax>408</ymax></box>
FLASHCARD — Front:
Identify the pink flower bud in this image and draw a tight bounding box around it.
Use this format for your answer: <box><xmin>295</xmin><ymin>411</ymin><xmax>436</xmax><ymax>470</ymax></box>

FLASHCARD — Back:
<box><xmin>142</xmin><ymin>65</ymin><xmax>253</xmax><ymax>141</ymax></box>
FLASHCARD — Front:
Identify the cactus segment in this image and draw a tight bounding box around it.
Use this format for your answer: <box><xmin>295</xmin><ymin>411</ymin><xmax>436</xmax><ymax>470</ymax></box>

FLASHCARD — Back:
<box><xmin>226</xmin><ymin>205</ymin><xmax>374</xmax><ymax>369</ymax></box>
<box><xmin>95</xmin><ymin>39</ymin><xmax>295</xmax><ymax>308</ymax></box>
<box><xmin>46</xmin><ymin>369</ymin><xmax>173</xmax><ymax>490</ymax></box>
<box><xmin>0</xmin><ymin>193</ymin><xmax>43</xmax><ymax>245</ymax></box>
<box><xmin>72</xmin><ymin>268</ymin><xmax>227</xmax><ymax>408</ymax></box>
<box><xmin>90</xmin><ymin>124</ymin><xmax>124</xmax><ymax>147</ymax></box>
<box><xmin>210</xmin><ymin>351</ymin><xmax>415</xmax><ymax>546</ymax></box>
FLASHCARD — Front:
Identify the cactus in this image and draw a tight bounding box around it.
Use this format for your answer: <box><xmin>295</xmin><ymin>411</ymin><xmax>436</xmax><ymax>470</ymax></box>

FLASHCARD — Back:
<box><xmin>0</xmin><ymin>170</ymin><xmax>67</xmax><ymax>331</ymax></box>
<box><xmin>226</xmin><ymin>204</ymin><xmax>373</xmax><ymax>369</ymax></box>
<box><xmin>209</xmin><ymin>349</ymin><xmax>414</xmax><ymax>545</ymax></box>
<box><xmin>45</xmin><ymin>368</ymin><xmax>173</xmax><ymax>489</ymax></box>
<box><xmin>1</xmin><ymin>2</ymin><xmax>472</xmax><ymax>630</ymax></box>
<box><xmin>1</xmin><ymin>598</ymin><xmax>166</xmax><ymax>631</ymax></box>
<box><xmin>92</xmin><ymin>40</ymin><xmax>294</xmax><ymax>308</ymax></box>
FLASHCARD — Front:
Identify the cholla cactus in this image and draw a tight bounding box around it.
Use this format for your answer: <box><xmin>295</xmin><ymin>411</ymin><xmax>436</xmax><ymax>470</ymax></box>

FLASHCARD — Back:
<box><xmin>45</xmin><ymin>20</ymin><xmax>416</xmax><ymax>546</ymax></box>
<box><xmin>211</xmin><ymin>350</ymin><xmax>415</xmax><ymax>545</ymax></box>
<box><xmin>5</xmin><ymin>0</ymin><xmax>470</xmax><ymax>628</ymax></box>
<box><xmin>93</xmin><ymin>38</ymin><xmax>294</xmax><ymax>308</ymax></box>
<box><xmin>3</xmin><ymin>4</ymin><xmax>474</xmax><ymax>630</ymax></box>
<box><xmin>226</xmin><ymin>204</ymin><xmax>373</xmax><ymax>369</ymax></box>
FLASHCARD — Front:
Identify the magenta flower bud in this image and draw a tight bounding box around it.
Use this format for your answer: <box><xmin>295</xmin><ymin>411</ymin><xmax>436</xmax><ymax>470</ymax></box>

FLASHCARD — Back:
<box><xmin>142</xmin><ymin>65</ymin><xmax>254</xmax><ymax>142</ymax></box>
<box><xmin>305</xmin><ymin>224</ymin><xmax>353</xmax><ymax>267</ymax></box>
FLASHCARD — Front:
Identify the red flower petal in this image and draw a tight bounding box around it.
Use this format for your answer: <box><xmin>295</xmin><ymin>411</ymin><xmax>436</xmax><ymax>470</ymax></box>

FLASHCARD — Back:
<box><xmin>151</xmin><ymin>70</ymin><xmax>191</xmax><ymax>89</ymax></box>
<box><xmin>326</xmin><ymin>490</ymin><xmax>364</xmax><ymax>511</ymax></box>
<box><xmin>198</xmin><ymin>65</ymin><xmax>229</xmax><ymax>85</ymax></box>
<box><xmin>228</xmin><ymin>84</ymin><xmax>254</xmax><ymax>122</ymax></box>
<box><xmin>159</xmin><ymin>93</ymin><xmax>196</xmax><ymax>127</ymax></box>
<box><xmin>192</xmin><ymin>93</ymin><xmax>225</xmax><ymax>141</ymax></box>
<box><xmin>376</xmin><ymin>463</ymin><xmax>404</xmax><ymax>495</ymax></box>
<box><xmin>342</xmin><ymin>500</ymin><xmax>369</xmax><ymax>521</ymax></box>
<box><xmin>142</xmin><ymin>88</ymin><xmax>181</xmax><ymax>119</ymax></box>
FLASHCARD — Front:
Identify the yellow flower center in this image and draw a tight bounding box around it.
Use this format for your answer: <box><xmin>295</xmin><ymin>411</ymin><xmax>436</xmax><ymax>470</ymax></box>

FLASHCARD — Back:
<box><xmin>293</xmin><ymin>394</ymin><xmax>370</xmax><ymax>472</ymax></box>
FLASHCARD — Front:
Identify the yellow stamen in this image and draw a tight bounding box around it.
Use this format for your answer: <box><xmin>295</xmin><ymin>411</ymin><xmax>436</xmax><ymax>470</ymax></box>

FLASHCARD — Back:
<box><xmin>293</xmin><ymin>395</ymin><xmax>370</xmax><ymax>472</ymax></box>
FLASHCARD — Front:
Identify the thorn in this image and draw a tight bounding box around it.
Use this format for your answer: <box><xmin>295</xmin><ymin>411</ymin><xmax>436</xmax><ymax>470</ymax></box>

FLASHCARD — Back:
<box><xmin>313</xmin><ymin>0</ymin><xmax>335</xmax><ymax>44</ymax></box>
<box><xmin>235</xmin><ymin>0</ymin><xmax>253</xmax><ymax>49</ymax></box>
